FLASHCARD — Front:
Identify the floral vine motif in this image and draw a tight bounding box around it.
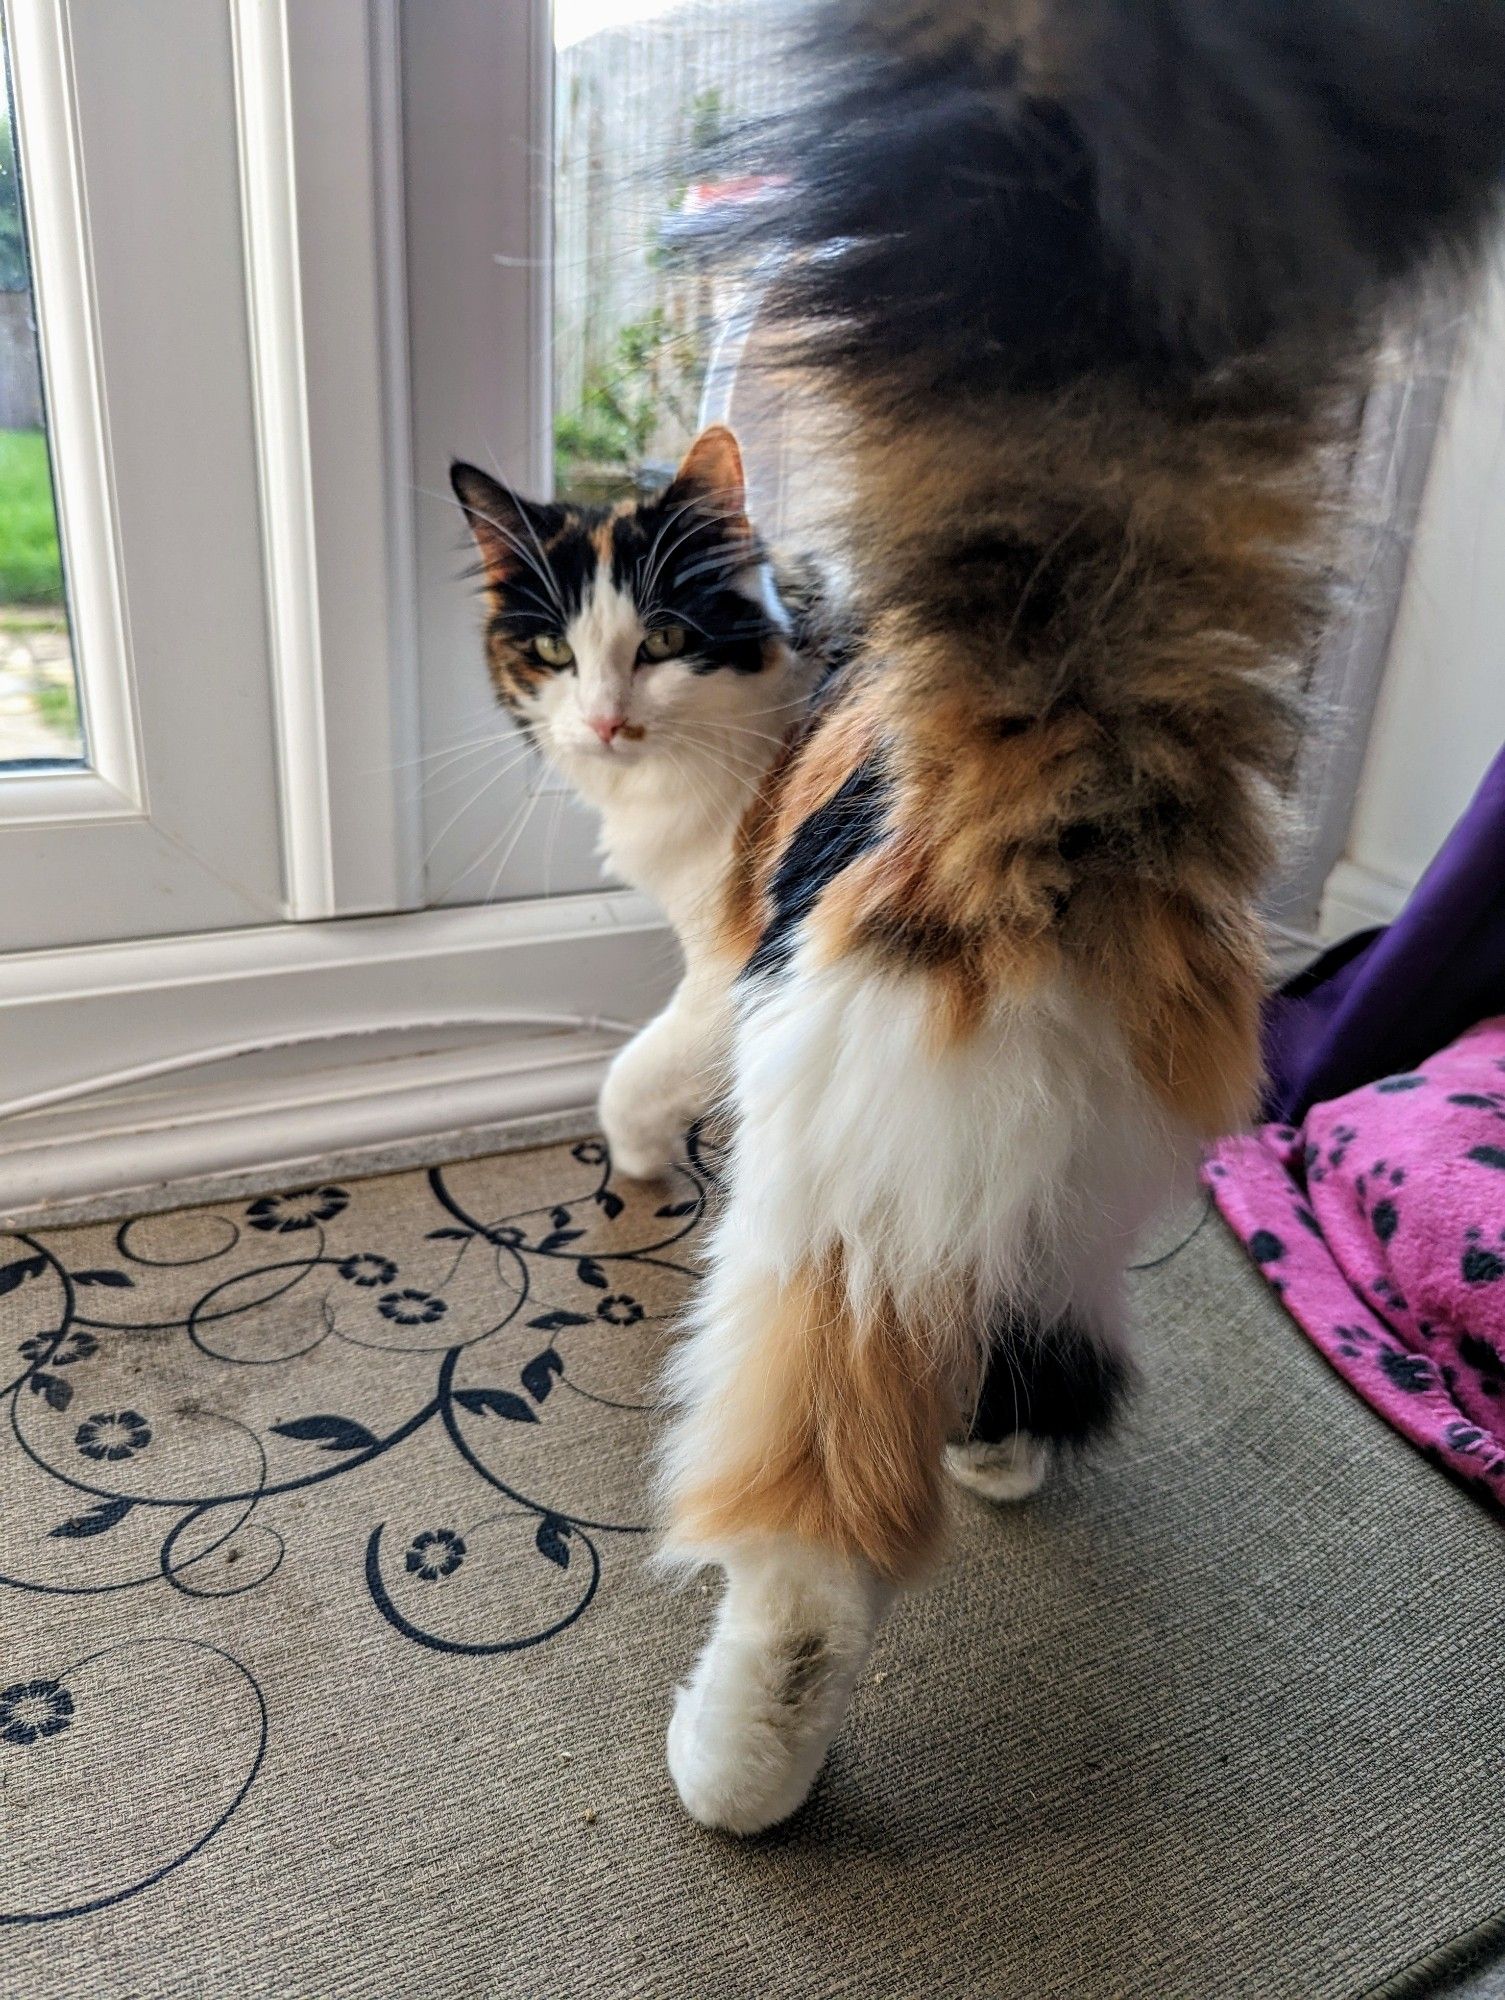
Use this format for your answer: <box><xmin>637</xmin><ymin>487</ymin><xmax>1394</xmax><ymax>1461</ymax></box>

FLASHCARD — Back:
<box><xmin>74</xmin><ymin>1410</ymin><xmax>153</xmax><ymax>1463</ymax></box>
<box><xmin>0</xmin><ymin>1678</ymin><xmax>74</xmax><ymax>1747</ymax></box>
<box><xmin>598</xmin><ymin>1295</ymin><xmax>644</xmax><ymax>1327</ymax></box>
<box><xmin>0</xmin><ymin>1130</ymin><xmax>722</xmax><ymax>1922</ymax></box>
<box><xmin>406</xmin><ymin>1528</ymin><xmax>467</xmax><ymax>1581</ymax></box>
<box><xmin>245</xmin><ymin>1187</ymin><xmax>350</xmax><ymax>1234</ymax></box>
<box><xmin>338</xmin><ymin>1255</ymin><xmax>397</xmax><ymax>1289</ymax></box>
<box><xmin>0</xmin><ymin>1639</ymin><xmax>268</xmax><ymax>1928</ymax></box>
<box><xmin>2</xmin><ymin>1131</ymin><xmax>720</xmax><ymax>1661</ymax></box>
<box><xmin>378</xmin><ymin>1289</ymin><xmax>448</xmax><ymax>1326</ymax></box>
<box><xmin>17</xmin><ymin>1330</ymin><xmax>96</xmax><ymax>1368</ymax></box>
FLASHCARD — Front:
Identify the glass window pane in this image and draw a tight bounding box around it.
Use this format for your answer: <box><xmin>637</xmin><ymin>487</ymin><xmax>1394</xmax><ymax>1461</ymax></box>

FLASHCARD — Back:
<box><xmin>0</xmin><ymin>2</ymin><xmax>82</xmax><ymax>768</ymax></box>
<box><xmin>553</xmin><ymin>0</ymin><xmax>797</xmax><ymax>509</ymax></box>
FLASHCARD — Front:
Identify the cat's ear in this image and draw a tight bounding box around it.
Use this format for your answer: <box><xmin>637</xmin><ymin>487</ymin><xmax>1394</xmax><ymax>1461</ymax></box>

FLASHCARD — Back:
<box><xmin>662</xmin><ymin>425</ymin><xmax>750</xmax><ymax>535</ymax></box>
<box><xmin>450</xmin><ymin>461</ymin><xmax>541</xmax><ymax>584</ymax></box>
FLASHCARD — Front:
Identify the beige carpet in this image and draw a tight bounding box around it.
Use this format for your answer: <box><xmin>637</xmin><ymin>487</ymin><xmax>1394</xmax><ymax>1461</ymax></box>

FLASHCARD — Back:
<box><xmin>2</xmin><ymin>1133</ymin><xmax>1501</xmax><ymax>1999</ymax></box>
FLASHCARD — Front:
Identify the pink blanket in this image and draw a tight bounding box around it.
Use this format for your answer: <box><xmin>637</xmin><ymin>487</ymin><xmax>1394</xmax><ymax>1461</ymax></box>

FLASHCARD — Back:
<box><xmin>1207</xmin><ymin>1017</ymin><xmax>1505</xmax><ymax>1511</ymax></box>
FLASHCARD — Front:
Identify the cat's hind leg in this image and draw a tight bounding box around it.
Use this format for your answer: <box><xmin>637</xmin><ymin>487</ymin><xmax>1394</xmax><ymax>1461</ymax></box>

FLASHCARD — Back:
<box><xmin>945</xmin><ymin>1306</ymin><xmax>1132</xmax><ymax>1505</ymax></box>
<box><xmin>658</xmin><ymin>944</ymin><xmax>1181</xmax><ymax>1832</ymax></box>
<box><xmin>658</xmin><ymin>948</ymin><xmax>1166</xmax><ymax>1830</ymax></box>
<box><xmin>660</xmin><ymin>1232</ymin><xmax>942</xmax><ymax>1834</ymax></box>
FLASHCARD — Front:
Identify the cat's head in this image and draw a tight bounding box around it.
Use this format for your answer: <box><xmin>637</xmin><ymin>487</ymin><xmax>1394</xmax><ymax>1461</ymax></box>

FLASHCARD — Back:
<box><xmin>451</xmin><ymin>426</ymin><xmax>790</xmax><ymax>768</ymax></box>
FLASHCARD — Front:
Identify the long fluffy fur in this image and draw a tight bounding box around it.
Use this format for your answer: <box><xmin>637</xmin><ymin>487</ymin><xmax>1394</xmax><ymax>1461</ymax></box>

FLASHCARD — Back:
<box><xmin>655</xmin><ymin>0</ymin><xmax>1505</xmax><ymax>1830</ymax></box>
<box><xmin>770</xmin><ymin>0</ymin><xmax>1505</xmax><ymax>389</ymax></box>
<box><xmin>713</xmin><ymin>0</ymin><xmax>1505</xmax><ymax>1138</ymax></box>
<box><xmin>663</xmin><ymin>955</ymin><xmax>1176</xmax><ymax>1583</ymax></box>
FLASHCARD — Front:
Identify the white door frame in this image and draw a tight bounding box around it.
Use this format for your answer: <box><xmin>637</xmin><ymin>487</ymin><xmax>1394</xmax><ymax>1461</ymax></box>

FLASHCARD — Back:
<box><xmin>402</xmin><ymin>0</ymin><xmax>609</xmax><ymax>911</ymax></box>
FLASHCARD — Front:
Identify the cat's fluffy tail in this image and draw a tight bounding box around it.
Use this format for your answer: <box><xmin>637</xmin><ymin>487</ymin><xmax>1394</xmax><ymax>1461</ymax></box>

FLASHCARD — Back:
<box><xmin>763</xmin><ymin>0</ymin><xmax>1505</xmax><ymax>404</ymax></box>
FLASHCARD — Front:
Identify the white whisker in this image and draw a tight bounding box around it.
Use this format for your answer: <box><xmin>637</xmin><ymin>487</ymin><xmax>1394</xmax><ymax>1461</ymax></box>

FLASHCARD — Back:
<box><xmin>420</xmin><ymin>741</ymin><xmax>541</xmax><ymax>869</ymax></box>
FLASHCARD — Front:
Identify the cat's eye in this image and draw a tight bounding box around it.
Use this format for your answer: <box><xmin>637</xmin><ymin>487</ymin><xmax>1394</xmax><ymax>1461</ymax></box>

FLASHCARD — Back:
<box><xmin>640</xmin><ymin>625</ymin><xmax>688</xmax><ymax>663</ymax></box>
<box><xmin>532</xmin><ymin>633</ymin><xmax>574</xmax><ymax>668</ymax></box>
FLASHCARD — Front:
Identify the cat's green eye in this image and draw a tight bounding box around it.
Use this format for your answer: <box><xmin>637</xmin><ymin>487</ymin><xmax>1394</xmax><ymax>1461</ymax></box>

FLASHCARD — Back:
<box><xmin>532</xmin><ymin>633</ymin><xmax>574</xmax><ymax>668</ymax></box>
<box><xmin>640</xmin><ymin>624</ymin><xmax>688</xmax><ymax>664</ymax></box>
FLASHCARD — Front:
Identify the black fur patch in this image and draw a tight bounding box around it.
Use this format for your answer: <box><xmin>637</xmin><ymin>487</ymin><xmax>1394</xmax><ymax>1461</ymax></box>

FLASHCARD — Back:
<box><xmin>450</xmin><ymin>463</ymin><xmax>777</xmax><ymax>685</ymax></box>
<box><xmin>969</xmin><ymin>1306</ymin><xmax>1131</xmax><ymax>1449</ymax></box>
<box><xmin>744</xmin><ymin>754</ymin><xmax>890</xmax><ymax>982</ymax></box>
<box><xmin>746</xmin><ymin>1</ymin><xmax>1505</xmax><ymax>395</ymax></box>
<box><xmin>610</xmin><ymin>500</ymin><xmax>775</xmax><ymax>676</ymax></box>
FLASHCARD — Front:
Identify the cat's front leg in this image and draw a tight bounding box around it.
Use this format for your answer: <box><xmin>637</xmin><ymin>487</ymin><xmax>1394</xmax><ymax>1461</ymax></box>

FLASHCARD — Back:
<box><xmin>599</xmin><ymin>962</ymin><xmax>730</xmax><ymax>1181</ymax></box>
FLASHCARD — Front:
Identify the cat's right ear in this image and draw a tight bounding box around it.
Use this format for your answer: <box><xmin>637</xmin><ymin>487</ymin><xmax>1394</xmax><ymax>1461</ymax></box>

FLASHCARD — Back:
<box><xmin>450</xmin><ymin>461</ymin><xmax>534</xmax><ymax>584</ymax></box>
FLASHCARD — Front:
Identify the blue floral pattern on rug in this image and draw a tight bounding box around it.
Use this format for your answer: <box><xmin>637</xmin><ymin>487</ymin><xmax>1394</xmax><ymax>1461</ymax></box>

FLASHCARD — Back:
<box><xmin>0</xmin><ymin>1131</ymin><xmax>719</xmax><ymax>1926</ymax></box>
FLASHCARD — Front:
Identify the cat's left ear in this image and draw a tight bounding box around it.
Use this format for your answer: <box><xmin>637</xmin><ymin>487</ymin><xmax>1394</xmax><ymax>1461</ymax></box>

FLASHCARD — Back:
<box><xmin>662</xmin><ymin>425</ymin><xmax>750</xmax><ymax>537</ymax></box>
<box><xmin>451</xmin><ymin>460</ymin><xmax>547</xmax><ymax>585</ymax></box>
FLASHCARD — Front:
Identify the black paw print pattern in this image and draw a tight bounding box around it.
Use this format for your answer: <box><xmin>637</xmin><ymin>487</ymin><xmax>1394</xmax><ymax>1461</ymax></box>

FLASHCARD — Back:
<box><xmin>1462</xmin><ymin>1228</ymin><xmax>1505</xmax><ymax>1289</ymax></box>
<box><xmin>1353</xmin><ymin>1160</ymin><xmax>1407</xmax><ymax>1247</ymax></box>
<box><xmin>1206</xmin><ymin>1022</ymin><xmax>1505</xmax><ymax>1519</ymax></box>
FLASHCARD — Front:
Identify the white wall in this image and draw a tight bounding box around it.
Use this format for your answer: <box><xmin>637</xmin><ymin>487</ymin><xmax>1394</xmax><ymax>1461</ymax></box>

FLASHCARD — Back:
<box><xmin>1323</xmin><ymin>262</ymin><xmax>1505</xmax><ymax>937</ymax></box>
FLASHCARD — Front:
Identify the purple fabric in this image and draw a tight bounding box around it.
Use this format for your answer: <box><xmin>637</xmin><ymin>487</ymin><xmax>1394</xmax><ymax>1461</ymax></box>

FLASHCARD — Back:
<box><xmin>1264</xmin><ymin>744</ymin><xmax>1505</xmax><ymax>1123</ymax></box>
<box><xmin>1208</xmin><ymin>1018</ymin><xmax>1505</xmax><ymax>1513</ymax></box>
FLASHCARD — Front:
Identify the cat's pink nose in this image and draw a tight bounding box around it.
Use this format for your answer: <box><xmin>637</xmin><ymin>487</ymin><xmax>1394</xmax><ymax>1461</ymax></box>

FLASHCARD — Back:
<box><xmin>588</xmin><ymin>713</ymin><xmax>627</xmax><ymax>746</ymax></box>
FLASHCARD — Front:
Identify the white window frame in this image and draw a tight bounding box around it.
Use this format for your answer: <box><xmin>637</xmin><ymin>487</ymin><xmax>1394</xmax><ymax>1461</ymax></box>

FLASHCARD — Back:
<box><xmin>0</xmin><ymin>0</ymin><xmax>138</xmax><ymax>832</ymax></box>
<box><xmin>230</xmin><ymin>0</ymin><xmax>425</xmax><ymax>920</ymax></box>
<box><xmin>1</xmin><ymin>0</ymin><xmax>292</xmax><ymax>946</ymax></box>
<box><xmin>0</xmin><ymin>0</ymin><xmax>671</xmax><ymax>1217</ymax></box>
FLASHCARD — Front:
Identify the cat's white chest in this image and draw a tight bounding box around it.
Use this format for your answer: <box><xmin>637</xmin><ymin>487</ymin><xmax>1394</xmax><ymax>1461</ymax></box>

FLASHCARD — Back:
<box><xmin>589</xmin><ymin>754</ymin><xmax>745</xmax><ymax>948</ymax></box>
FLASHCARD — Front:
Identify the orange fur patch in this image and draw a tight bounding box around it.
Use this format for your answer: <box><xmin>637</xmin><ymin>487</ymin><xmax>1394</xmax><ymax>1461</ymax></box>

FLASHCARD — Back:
<box><xmin>706</xmin><ymin>371</ymin><xmax>1322</xmax><ymax>1134</ymax></box>
<box><xmin>670</xmin><ymin>1256</ymin><xmax>955</xmax><ymax>1582</ymax></box>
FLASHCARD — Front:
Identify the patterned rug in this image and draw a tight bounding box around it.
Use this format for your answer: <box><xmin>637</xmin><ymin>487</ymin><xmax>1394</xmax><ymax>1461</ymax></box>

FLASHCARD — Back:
<box><xmin>2</xmin><ymin>1135</ymin><xmax>1501</xmax><ymax>1999</ymax></box>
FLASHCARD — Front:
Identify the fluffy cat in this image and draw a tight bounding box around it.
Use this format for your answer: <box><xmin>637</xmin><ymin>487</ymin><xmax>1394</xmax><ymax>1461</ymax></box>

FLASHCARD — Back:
<box><xmin>451</xmin><ymin>428</ymin><xmax>827</xmax><ymax>1180</ymax></box>
<box><xmin>459</xmin><ymin>0</ymin><xmax>1505</xmax><ymax>1839</ymax></box>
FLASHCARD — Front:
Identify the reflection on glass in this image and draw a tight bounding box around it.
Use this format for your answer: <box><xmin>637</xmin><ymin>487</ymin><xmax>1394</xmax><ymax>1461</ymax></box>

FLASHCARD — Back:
<box><xmin>0</xmin><ymin>3</ymin><xmax>81</xmax><ymax>768</ymax></box>
<box><xmin>553</xmin><ymin>0</ymin><xmax>795</xmax><ymax>506</ymax></box>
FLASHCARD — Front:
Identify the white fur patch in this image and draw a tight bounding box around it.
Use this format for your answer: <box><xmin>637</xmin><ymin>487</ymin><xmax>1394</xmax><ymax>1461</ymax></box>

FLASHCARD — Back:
<box><xmin>564</xmin><ymin>566</ymin><xmax>642</xmax><ymax>736</ymax></box>
<box><xmin>666</xmin><ymin>1541</ymin><xmax>889</xmax><ymax>1834</ymax></box>
<box><xmin>719</xmin><ymin>948</ymin><xmax>1189</xmax><ymax>1320</ymax></box>
<box><xmin>661</xmin><ymin>948</ymin><xmax>1196</xmax><ymax>1558</ymax></box>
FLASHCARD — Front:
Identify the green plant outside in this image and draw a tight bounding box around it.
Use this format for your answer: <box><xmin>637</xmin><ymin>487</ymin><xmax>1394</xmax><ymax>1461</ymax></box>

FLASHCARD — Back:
<box><xmin>30</xmin><ymin>676</ymin><xmax>76</xmax><ymax>735</ymax></box>
<box><xmin>554</xmin><ymin>309</ymin><xmax>705</xmax><ymax>499</ymax></box>
<box><xmin>0</xmin><ymin>427</ymin><xmax>64</xmax><ymax>604</ymax></box>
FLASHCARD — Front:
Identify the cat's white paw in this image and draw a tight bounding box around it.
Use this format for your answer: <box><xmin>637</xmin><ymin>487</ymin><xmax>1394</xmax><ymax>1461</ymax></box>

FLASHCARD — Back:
<box><xmin>597</xmin><ymin>1096</ymin><xmax>680</xmax><ymax>1181</ymax></box>
<box><xmin>945</xmin><ymin>1434</ymin><xmax>1050</xmax><ymax>1503</ymax></box>
<box><xmin>666</xmin><ymin>1632</ymin><xmax>842</xmax><ymax>1836</ymax></box>
<box><xmin>602</xmin><ymin>1129</ymin><xmax>677</xmax><ymax>1182</ymax></box>
<box><xmin>599</xmin><ymin>1048</ymin><xmax>689</xmax><ymax>1182</ymax></box>
<box><xmin>665</xmin><ymin>1548</ymin><xmax>885</xmax><ymax>1836</ymax></box>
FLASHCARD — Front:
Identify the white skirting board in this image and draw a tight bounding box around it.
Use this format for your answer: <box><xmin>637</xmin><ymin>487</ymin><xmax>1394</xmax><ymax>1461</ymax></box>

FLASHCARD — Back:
<box><xmin>0</xmin><ymin>1104</ymin><xmax>605</xmax><ymax>1232</ymax></box>
<box><xmin>0</xmin><ymin>892</ymin><xmax>676</xmax><ymax>1225</ymax></box>
<box><xmin>1319</xmin><ymin>859</ymin><xmax>1411</xmax><ymax>943</ymax></box>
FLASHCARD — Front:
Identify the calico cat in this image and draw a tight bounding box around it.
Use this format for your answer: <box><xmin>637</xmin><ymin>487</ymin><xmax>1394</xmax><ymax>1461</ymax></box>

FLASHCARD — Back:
<box><xmin>451</xmin><ymin>428</ymin><xmax>828</xmax><ymax>1181</ymax></box>
<box><xmin>458</xmin><ymin>0</ymin><xmax>1505</xmax><ymax>1840</ymax></box>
